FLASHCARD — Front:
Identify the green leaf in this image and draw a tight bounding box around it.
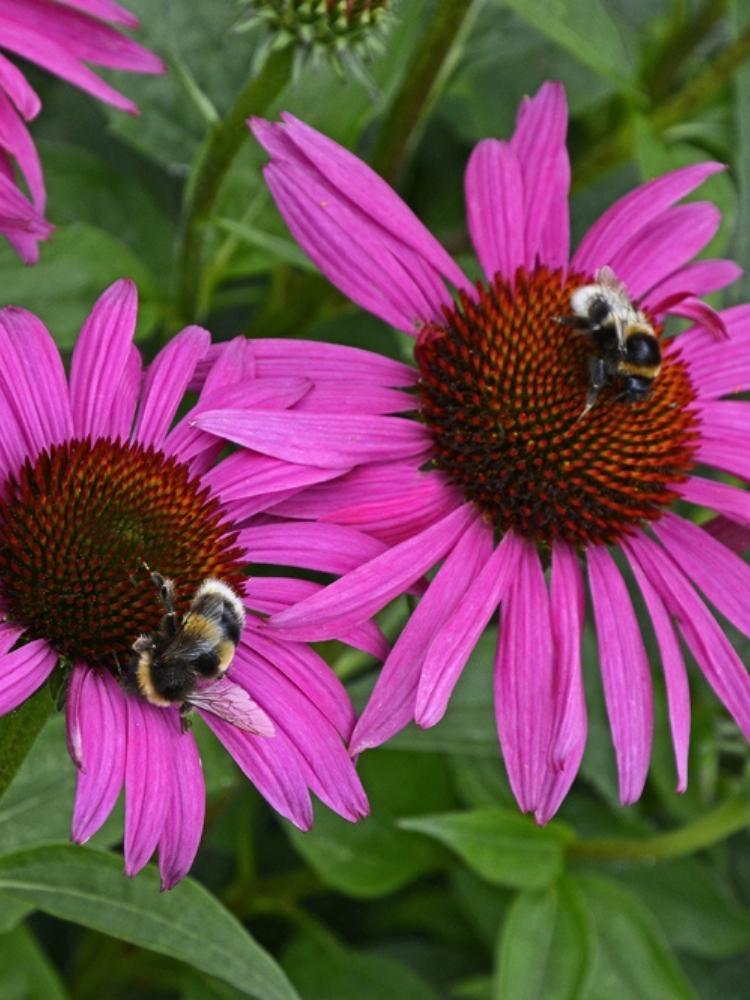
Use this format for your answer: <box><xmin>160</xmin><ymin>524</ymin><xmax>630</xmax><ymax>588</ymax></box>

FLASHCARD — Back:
<box><xmin>0</xmin><ymin>895</ymin><xmax>33</xmax><ymax>933</ymax></box>
<box><xmin>501</xmin><ymin>0</ymin><xmax>637</xmax><ymax>87</ymax></box>
<box><xmin>0</xmin><ymin>845</ymin><xmax>299</xmax><ymax>1000</ymax></box>
<box><xmin>0</xmin><ymin>223</ymin><xmax>159</xmax><ymax>348</ymax></box>
<box><xmin>282</xmin><ymin>927</ymin><xmax>439</xmax><ymax>1000</ymax></box>
<box><xmin>286</xmin><ymin>751</ymin><xmax>453</xmax><ymax>898</ymax></box>
<box><xmin>0</xmin><ymin>684</ymin><xmax>54</xmax><ymax>802</ymax></box>
<box><xmin>619</xmin><ymin>859</ymin><xmax>750</xmax><ymax>958</ymax></box>
<box><xmin>577</xmin><ymin>874</ymin><xmax>697</xmax><ymax>1000</ymax></box>
<box><xmin>0</xmin><ymin>924</ymin><xmax>68</xmax><ymax>1000</ymax></box>
<box><xmin>399</xmin><ymin>808</ymin><xmax>574</xmax><ymax>890</ymax></box>
<box><xmin>494</xmin><ymin>878</ymin><xmax>594</xmax><ymax>999</ymax></box>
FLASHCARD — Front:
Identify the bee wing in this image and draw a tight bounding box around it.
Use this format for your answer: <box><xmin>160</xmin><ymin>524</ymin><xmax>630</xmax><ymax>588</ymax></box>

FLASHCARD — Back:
<box><xmin>187</xmin><ymin>677</ymin><xmax>275</xmax><ymax>736</ymax></box>
<box><xmin>595</xmin><ymin>265</ymin><xmax>633</xmax><ymax>309</ymax></box>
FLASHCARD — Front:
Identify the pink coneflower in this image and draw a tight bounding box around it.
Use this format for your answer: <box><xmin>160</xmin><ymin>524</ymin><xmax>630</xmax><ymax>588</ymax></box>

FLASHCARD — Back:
<box><xmin>0</xmin><ymin>279</ymin><xmax>369</xmax><ymax>888</ymax></box>
<box><xmin>223</xmin><ymin>82</ymin><xmax>750</xmax><ymax>822</ymax></box>
<box><xmin>0</xmin><ymin>0</ymin><xmax>164</xmax><ymax>263</ymax></box>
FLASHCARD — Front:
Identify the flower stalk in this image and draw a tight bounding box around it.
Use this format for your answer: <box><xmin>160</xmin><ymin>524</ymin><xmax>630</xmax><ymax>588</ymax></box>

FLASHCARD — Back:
<box><xmin>371</xmin><ymin>0</ymin><xmax>480</xmax><ymax>182</ymax></box>
<box><xmin>569</xmin><ymin>793</ymin><xmax>750</xmax><ymax>862</ymax></box>
<box><xmin>177</xmin><ymin>45</ymin><xmax>295</xmax><ymax>322</ymax></box>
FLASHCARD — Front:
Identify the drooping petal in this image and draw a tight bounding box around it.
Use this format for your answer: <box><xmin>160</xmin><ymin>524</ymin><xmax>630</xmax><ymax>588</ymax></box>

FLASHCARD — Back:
<box><xmin>643</xmin><ymin>259</ymin><xmax>741</xmax><ymax>312</ymax></box>
<box><xmin>573</xmin><ymin>162</ymin><xmax>723</xmax><ymax>273</ymax></box>
<box><xmin>0</xmin><ymin>632</ymin><xmax>52</xmax><ymax>714</ymax></box>
<box><xmin>201</xmin><ymin>711</ymin><xmax>313</xmax><ymax>830</ymax></box>
<box><xmin>123</xmin><ymin>698</ymin><xmax>172</xmax><ymax>876</ymax></box>
<box><xmin>0</xmin><ymin>87</ymin><xmax>44</xmax><ymax>207</ymax></box>
<box><xmin>69</xmin><ymin>279</ymin><xmax>138</xmax><ymax>438</ymax></box>
<box><xmin>535</xmin><ymin>542</ymin><xmax>587</xmax><ymax>824</ymax></box>
<box><xmin>652</xmin><ymin>512</ymin><xmax>750</xmax><ymax>638</ymax></box>
<box><xmin>702</xmin><ymin>516</ymin><xmax>750</xmax><ymax>553</ymax></box>
<box><xmin>70</xmin><ymin>667</ymin><xmax>127</xmax><ymax>843</ymax></box>
<box><xmin>194</xmin><ymin>408</ymin><xmax>433</xmax><ymax>469</ymax></box>
<box><xmin>268</xmin><ymin>502</ymin><xmax>478</xmax><ymax>641</ymax></box>
<box><xmin>350</xmin><ymin>516</ymin><xmax>492</xmax><ymax>754</ymax></box>
<box><xmin>232</xmin><ymin>648</ymin><xmax>368</xmax><ymax>821</ymax></box>
<box><xmin>133</xmin><ymin>326</ymin><xmax>210</xmax><ymax>447</ymax></box>
<box><xmin>417</xmin><ymin>529</ymin><xmax>520</xmax><ymax>728</ymax></box>
<box><xmin>158</xmin><ymin>714</ymin><xmax>205</xmax><ymax>891</ymax></box>
<box><xmin>587</xmin><ymin>545</ymin><xmax>653</xmax><ymax>805</ymax></box>
<box><xmin>465</xmin><ymin>139</ymin><xmax>525</xmax><ymax>282</ymax></box>
<box><xmin>0</xmin><ymin>306</ymin><xmax>72</xmax><ymax>453</ymax></box>
<box><xmin>494</xmin><ymin>535</ymin><xmax>555</xmax><ymax>814</ymax></box>
<box><xmin>0</xmin><ymin>169</ymin><xmax>52</xmax><ymax>263</ymax></box>
<box><xmin>628</xmin><ymin>532</ymin><xmax>750</xmax><ymax>741</ymax></box>
<box><xmin>0</xmin><ymin>19</ymin><xmax>142</xmax><ymax>113</ymax></box>
<box><xmin>0</xmin><ymin>51</ymin><xmax>40</xmax><ymax>119</ymax></box>
<box><xmin>679</xmin><ymin>476</ymin><xmax>750</xmax><ymax>525</ymax></box>
<box><xmin>624</xmin><ymin>540</ymin><xmax>690</xmax><ymax>792</ymax></box>
<box><xmin>242</xmin><ymin>628</ymin><xmax>355</xmax><ymax>739</ymax></box>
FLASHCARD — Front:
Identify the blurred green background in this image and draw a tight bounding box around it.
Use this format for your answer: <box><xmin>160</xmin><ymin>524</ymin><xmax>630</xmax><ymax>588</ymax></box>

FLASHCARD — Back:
<box><xmin>3</xmin><ymin>1</ymin><xmax>750</xmax><ymax>997</ymax></box>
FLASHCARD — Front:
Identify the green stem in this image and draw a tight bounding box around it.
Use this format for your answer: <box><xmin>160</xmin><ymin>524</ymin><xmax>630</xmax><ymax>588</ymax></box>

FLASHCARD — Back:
<box><xmin>646</xmin><ymin>0</ymin><xmax>728</xmax><ymax>102</ymax></box>
<box><xmin>176</xmin><ymin>45</ymin><xmax>295</xmax><ymax>323</ymax></box>
<box><xmin>371</xmin><ymin>0</ymin><xmax>480</xmax><ymax>183</ymax></box>
<box><xmin>0</xmin><ymin>682</ymin><xmax>55</xmax><ymax>800</ymax></box>
<box><xmin>574</xmin><ymin>22</ymin><xmax>750</xmax><ymax>189</ymax></box>
<box><xmin>569</xmin><ymin>793</ymin><xmax>750</xmax><ymax>862</ymax></box>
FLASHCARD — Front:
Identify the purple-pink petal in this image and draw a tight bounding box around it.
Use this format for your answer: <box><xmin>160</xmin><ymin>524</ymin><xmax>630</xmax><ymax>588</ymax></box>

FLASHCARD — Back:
<box><xmin>232</xmin><ymin>648</ymin><xmax>368</xmax><ymax>821</ymax></box>
<box><xmin>158</xmin><ymin>713</ymin><xmax>205</xmax><ymax>891</ymax></box>
<box><xmin>494</xmin><ymin>535</ymin><xmax>554</xmax><ymax>815</ymax></box>
<box><xmin>643</xmin><ymin>259</ymin><xmax>741</xmax><ymax>312</ymax></box>
<box><xmin>608</xmin><ymin>202</ymin><xmax>721</xmax><ymax>301</ymax></box>
<box><xmin>123</xmin><ymin>697</ymin><xmax>172</xmax><ymax>876</ymax></box>
<box><xmin>628</xmin><ymin>532</ymin><xmax>750</xmax><ymax>741</ymax></box>
<box><xmin>70</xmin><ymin>667</ymin><xmax>127</xmax><ymax>844</ymax></box>
<box><xmin>133</xmin><ymin>325</ymin><xmax>210</xmax><ymax>448</ymax></box>
<box><xmin>263</xmin><ymin>160</ymin><xmax>452</xmax><ymax>333</ymax></box>
<box><xmin>0</xmin><ymin>51</ymin><xmax>40</xmax><ymax>118</ymax></box>
<box><xmin>350</xmin><ymin>516</ymin><xmax>491</xmax><ymax>754</ymax></box>
<box><xmin>417</xmin><ymin>529</ymin><xmax>520</xmax><ymax>728</ymax></box>
<box><xmin>465</xmin><ymin>139</ymin><xmax>525</xmax><ymax>283</ymax></box>
<box><xmin>252</xmin><ymin>112</ymin><xmax>469</xmax><ymax>293</ymax></box>
<box><xmin>0</xmin><ymin>306</ymin><xmax>72</xmax><ymax>453</ymax></box>
<box><xmin>0</xmin><ymin>87</ymin><xmax>44</xmax><ymax>207</ymax></box>
<box><xmin>202</xmin><ymin>452</ymin><xmax>342</xmax><ymax>506</ymax></box>
<box><xmin>653</xmin><ymin>512</ymin><xmax>750</xmax><ymax>638</ymax></box>
<box><xmin>0</xmin><ymin>631</ymin><xmax>51</xmax><ymax>714</ymax></box>
<box><xmin>244</xmin><ymin>629</ymin><xmax>355</xmax><ymax>739</ymax></box>
<box><xmin>247</xmin><ymin>577</ymin><xmax>389</xmax><ymax>661</ymax></box>
<box><xmin>202</xmin><ymin>710</ymin><xmax>314</xmax><ymax>830</ymax></box>
<box><xmin>268</xmin><ymin>502</ymin><xmax>478</xmax><ymax>642</ymax></box>
<box><xmin>251</xmin><ymin>338</ymin><xmax>416</xmax><ymax>386</ymax></box>
<box><xmin>679</xmin><ymin>476</ymin><xmax>750</xmax><ymax>525</ymax></box>
<box><xmin>587</xmin><ymin>545</ymin><xmax>653</xmax><ymax>805</ymax></box>
<box><xmin>624</xmin><ymin>540</ymin><xmax>690</xmax><ymax>792</ymax></box>
<box><xmin>69</xmin><ymin>279</ymin><xmax>138</xmax><ymax>439</ymax></box>
<box><xmin>193</xmin><ymin>409</ymin><xmax>432</xmax><ymax>469</ymax></box>
<box><xmin>239</xmin><ymin>521</ymin><xmax>386</xmax><ymax>575</ymax></box>
<box><xmin>509</xmin><ymin>81</ymin><xmax>569</xmax><ymax>269</ymax></box>
<box><xmin>573</xmin><ymin>162</ymin><xmax>723</xmax><ymax>273</ymax></box>
<box><xmin>535</xmin><ymin>542</ymin><xmax>587</xmax><ymax>825</ymax></box>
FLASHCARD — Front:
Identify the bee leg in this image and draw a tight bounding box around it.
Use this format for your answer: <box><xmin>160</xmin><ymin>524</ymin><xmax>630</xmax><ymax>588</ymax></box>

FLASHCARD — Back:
<box><xmin>554</xmin><ymin>314</ymin><xmax>590</xmax><ymax>330</ymax></box>
<box><xmin>149</xmin><ymin>571</ymin><xmax>178</xmax><ymax>637</ymax></box>
<box><xmin>578</xmin><ymin>356</ymin><xmax>608</xmax><ymax>420</ymax></box>
<box><xmin>179</xmin><ymin>702</ymin><xmax>194</xmax><ymax>734</ymax></box>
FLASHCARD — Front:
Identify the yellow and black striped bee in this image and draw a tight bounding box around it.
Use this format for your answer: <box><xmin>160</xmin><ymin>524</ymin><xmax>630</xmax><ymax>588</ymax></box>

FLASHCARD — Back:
<box><xmin>562</xmin><ymin>266</ymin><xmax>662</xmax><ymax>417</ymax></box>
<box><xmin>127</xmin><ymin>569</ymin><xmax>246</xmax><ymax>730</ymax></box>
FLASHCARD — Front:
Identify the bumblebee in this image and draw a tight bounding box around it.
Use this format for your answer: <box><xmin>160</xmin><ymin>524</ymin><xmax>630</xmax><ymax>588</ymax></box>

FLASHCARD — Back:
<box><xmin>561</xmin><ymin>266</ymin><xmax>661</xmax><ymax>417</ymax></box>
<box><xmin>126</xmin><ymin>569</ymin><xmax>265</xmax><ymax>732</ymax></box>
